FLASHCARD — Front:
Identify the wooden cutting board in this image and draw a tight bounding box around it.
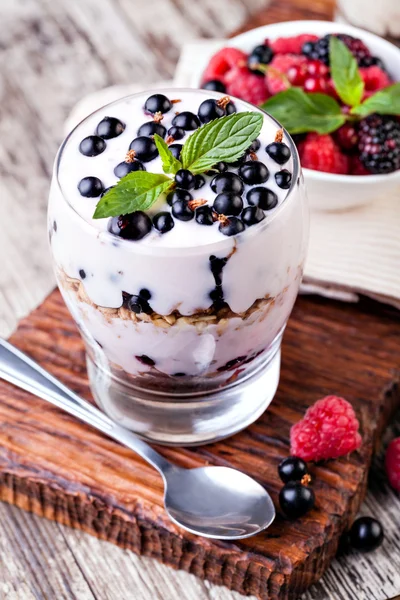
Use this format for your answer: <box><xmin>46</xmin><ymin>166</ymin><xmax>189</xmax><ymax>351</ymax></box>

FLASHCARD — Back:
<box><xmin>1</xmin><ymin>289</ymin><xmax>399</xmax><ymax>600</ymax></box>
<box><xmin>2</xmin><ymin>1</ymin><xmax>400</xmax><ymax>598</ymax></box>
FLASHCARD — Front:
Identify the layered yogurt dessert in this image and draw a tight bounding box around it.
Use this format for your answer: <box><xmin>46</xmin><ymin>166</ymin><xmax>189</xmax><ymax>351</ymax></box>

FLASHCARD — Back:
<box><xmin>48</xmin><ymin>89</ymin><xmax>308</xmax><ymax>444</ymax></box>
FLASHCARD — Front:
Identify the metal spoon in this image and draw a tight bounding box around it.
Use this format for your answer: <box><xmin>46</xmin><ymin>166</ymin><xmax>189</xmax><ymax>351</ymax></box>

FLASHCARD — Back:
<box><xmin>0</xmin><ymin>339</ymin><xmax>275</xmax><ymax>540</ymax></box>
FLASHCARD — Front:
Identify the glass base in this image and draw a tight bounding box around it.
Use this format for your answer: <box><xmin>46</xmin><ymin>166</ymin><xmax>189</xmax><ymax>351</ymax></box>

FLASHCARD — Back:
<box><xmin>87</xmin><ymin>347</ymin><xmax>281</xmax><ymax>446</ymax></box>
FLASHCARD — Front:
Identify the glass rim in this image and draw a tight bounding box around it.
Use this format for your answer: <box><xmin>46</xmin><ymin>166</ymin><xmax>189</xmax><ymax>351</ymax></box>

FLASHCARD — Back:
<box><xmin>54</xmin><ymin>87</ymin><xmax>301</xmax><ymax>257</ymax></box>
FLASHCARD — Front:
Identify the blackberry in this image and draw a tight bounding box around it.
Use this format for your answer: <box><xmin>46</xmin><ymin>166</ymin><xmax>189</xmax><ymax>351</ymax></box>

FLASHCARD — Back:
<box><xmin>358</xmin><ymin>115</ymin><xmax>400</xmax><ymax>174</ymax></box>
<box><xmin>302</xmin><ymin>34</ymin><xmax>371</xmax><ymax>66</ymax></box>
<box><xmin>336</xmin><ymin>34</ymin><xmax>371</xmax><ymax>66</ymax></box>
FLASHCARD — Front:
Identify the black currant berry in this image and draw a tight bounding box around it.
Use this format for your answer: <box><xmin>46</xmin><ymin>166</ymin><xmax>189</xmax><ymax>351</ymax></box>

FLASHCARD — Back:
<box><xmin>144</xmin><ymin>94</ymin><xmax>172</xmax><ymax>114</ymax></box>
<box><xmin>211</xmin><ymin>172</ymin><xmax>244</xmax><ymax>195</ymax></box>
<box><xmin>266</xmin><ymin>141</ymin><xmax>291</xmax><ymax>165</ymax></box>
<box><xmin>108</xmin><ymin>211</ymin><xmax>152</xmax><ymax>240</ymax></box>
<box><xmin>275</xmin><ymin>169</ymin><xmax>292</xmax><ymax>189</ymax></box>
<box><xmin>248</xmin><ymin>44</ymin><xmax>274</xmax><ymax>75</ymax></box>
<box><xmin>279</xmin><ymin>482</ymin><xmax>315</xmax><ymax>518</ymax></box>
<box><xmin>278</xmin><ymin>457</ymin><xmax>308</xmax><ymax>484</ymax></box>
<box><xmin>114</xmin><ymin>160</ymin><xmax>145</xmax><ymax>178</ymax></box>
<box><xmin>213</xmin><ymin>161</ymin><xmax>228</xmax><ymax>172</ymax></box>
<box><xmin>95</xmin><ymin>116</ymin><xmax>125</xmax><ymax>139</ymax></box>
<box><xmin>249</xmin><ymin>138</ymin><xmax>261</xmax><ymax>152</ymax></box>
<box><xmin>129</xmin><ymin>137</ymin><xmax>158</xmax><ymax>162</ymax></box>
<box><xmin>226</xmin><ymin>101</ymin><xmax>236</xmax><ymax>115</ymax></box>
<box><xmin>78</xmin><ymin>176</ymin><xmax>103</xmax><ymax>197</ymax></box>
<box><xmin>239</xmin><ymin>161</ymin><xmax>269</xmax><ymax>184</ymax></box>
<box><xmin>168</xmin><ymin>126</ymin><xmax>185</xmax><ymax>141</ymax></box>
<box><xmin>172</xmin><ymin>111</ymin><xmax>200</xmax><ymax>131</ymax></box>
<box><xmin>169</xmin><ymin>144</ymin><xmax>183</xmax><ymax>160</ymax></box>
<box><xmin>175</xmin><ymin>169</ymin><xmax>195</xmax><ymax>190</ymax></box>
<box><xmin>219</xmin><ymin>217</ymin><xmax>245</xmax><ymax>237</ymax></box>
<box><xmin>166</xmin><ymin>188</ymin><xmax>192</xmax><ymax>206</ymax></box>
<box><xmin>136</xmin><ymin>354</ymin><xmax>155</xmax><ymax>366</ymax></box>
<box><xmin>79</xmin><ymin>135</ymin><xmax>106</xmax><ymax>157</ymax></box>
<box><xmin>139</xmin><ymin>288</ymin><xmax>151</xmax><ymax>300</ymax></box>
<box><xmin>195</xmin><ymin>205</ymin><xmax>214</xmax><ymax>226</ymax></box>
<box><xmin>247</xmin><ymin>187</ymin><xmax>278</xmax><ymax>210</ymax></box>
<box><xmin>153</xmin><ymin>212</ymin><xmax>175</xmax><ymax>234</ymax></box>
<box><xmin>127</xmin><ymin>295</ymin><xmax>152</xmax><ymax>314</ymax></box>
<box><xmin>241</xmin><ymin>206</ymin><xmax>265</xmax><ymax>226</ymax></box>
<box><xmin>137</xmin><ymin>121</ymin><xmax>167</xmax><ymax>138</ymax></box>
<box><xmin>213</xmin><ymin>193</ymin><xmax>243</xmax><ymax>216</ymax></box>
<box><xmin>172</xmin><ymin>199</ymin><xmax>194</xmax><ymax>221</ymax></box>
<box><xmin>198</xmin><ymin>99</ymin><xmax>225</xmax><ymax>123</ymax></box>
<box><xmin>201</xmin><ymin>80</ymin><xmax>226</xmax><ymax>93</ymax></box>
<box><xmin>349</xmin><ymin>517</ymin><xmax>384</xmax><ymax>552</ymax></box>
<box><xmin>193</xmin><ymin>174</ymin><xmax>206</xmax><ymax>190</ymax></box>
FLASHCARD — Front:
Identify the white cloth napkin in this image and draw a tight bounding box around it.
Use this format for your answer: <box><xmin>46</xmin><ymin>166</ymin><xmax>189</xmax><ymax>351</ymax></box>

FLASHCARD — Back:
<box><xmin>66</xmin><ymin>42</ymin><xmax>400</xmax><ymax>310</ymax></box>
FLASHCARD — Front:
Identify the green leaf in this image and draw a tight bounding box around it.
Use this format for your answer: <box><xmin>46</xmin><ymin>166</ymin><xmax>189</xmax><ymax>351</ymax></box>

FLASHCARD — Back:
<box><xmin>350</xmin><ymin>83</ymin><xmax>400</xmax><ymax>117</ymax></box>
<box><xmin>153</xmin><ymin>134</ymin><xmax>182</xmax><ymax>175</ymax></box>
<box><xmin>329</xmin><ymin>36</ymin><xmax>364</xmax><ymax>107</ymax></box>
<box><xmin>181</xmin><ymin>112</ymin><xmax>263</xmax><ymax>174</ymax></box>
<box><xmin>261</xmin><ymin>88</ymin><xmax>346</xmax><ymax>134</ymax></box>
<box><xmin>93</xmin><ymin>171</ymin><xmax>173</xmax><ymax>219</ymax></box>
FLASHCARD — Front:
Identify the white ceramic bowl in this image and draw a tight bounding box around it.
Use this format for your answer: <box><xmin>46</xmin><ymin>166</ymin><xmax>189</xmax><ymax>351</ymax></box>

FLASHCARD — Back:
<box><xmin>190</xmin><ymin>20</ymin><xmax>400</xmax><ymax>212</ymax></box>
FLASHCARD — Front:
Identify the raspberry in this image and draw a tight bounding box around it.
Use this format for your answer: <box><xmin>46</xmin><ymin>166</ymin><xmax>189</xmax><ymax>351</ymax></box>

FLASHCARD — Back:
<box><xmin>385</xmin><ymin>438</ymin><xmax>400</xmax><ymax>492</ymax></box>
<box><xmin>290</xmin><ymin>396</ymin><xmax>362</xmax><ymax>462</ymax></box>
<box><xmin>298</xmin><ymin>133</ymin><xmax>349</xmax><ymax>174</ymax></box>
<box><xmin>303</xmin><ymin>34</ymin><xmax>371</xmax><ymax>66</ymax></box>
<box><xmin>269</xmin><ymin>34</ymin><xmax>318</xmax><ymax>54</ymax></box>
<box><xmin>224</xmin><ymin>66</ymin><xmax>269</xmax><ymax>105</ymax></box>
<box><xmin>360</xmin><ymin>66</ymin><xmax>392</xmax><ymax>93</ymax></box>
<box><xmin>358</xmin><ymin>114</ymin><xmax>400</xmax><ymax>174</ymax></box>
<box><xmin>265</xmin><ymin>54</ymin><xmax>307</xmax><ymax>95</ymax></box>
<box><xmin>202</xmin><ymin>47</ymin><xmax>247</xmax><ymax>83</ymax></box>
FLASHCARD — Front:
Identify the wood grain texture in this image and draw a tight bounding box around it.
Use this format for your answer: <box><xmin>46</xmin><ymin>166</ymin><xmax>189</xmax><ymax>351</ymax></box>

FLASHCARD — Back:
<box><xmin>1</xmin><ymin>1</ymin><xmax>400</xmax><ymax>599</ymax></box>
<box><xmin>0</xmin><ymin>290</ymin><xmax>399</xmax><ymax>600</ymax></box>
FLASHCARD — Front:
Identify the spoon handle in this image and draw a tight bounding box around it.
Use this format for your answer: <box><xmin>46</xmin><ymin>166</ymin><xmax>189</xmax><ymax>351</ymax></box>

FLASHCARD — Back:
<box><xmin>0</xmin><ymin>339</ymin><xmax>172</xmax><ymax>476</ymax></box>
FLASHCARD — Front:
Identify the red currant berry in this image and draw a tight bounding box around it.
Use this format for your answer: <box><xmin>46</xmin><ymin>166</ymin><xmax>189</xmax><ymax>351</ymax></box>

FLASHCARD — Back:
<box><xmin>303</xmin><ymin>77</ymin><xmax>327</xmax><ymax>93</ymax></box>
<box><xmin>307</xmin><ymin>60</ymin><xmax>329</xmax><ymax>77</ymax></box>
<box><xmin>287</xmin><ymin>64</ymin><xmax>307</xmax><ymax>86</ymax></box>
<box><xmin>334</xmin><ymin>124</ymin><xmax>359</xmax><ymax>151</ymax></box>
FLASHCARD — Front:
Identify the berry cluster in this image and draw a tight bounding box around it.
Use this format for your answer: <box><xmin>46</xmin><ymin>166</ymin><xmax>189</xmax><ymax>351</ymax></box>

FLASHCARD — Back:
<box><xmin>279</xmin><ymin>396</ymin><xmax>384</xmax><ymax>552</ymax></box>
<box><xmin>202</xmin><ymin>33</ymin><xmax>399</xmax><ymax>175</ymax></box>
<box><xmin>81</xmin><ymin>94</ymin><xmax>293</xmax><ymax>241</ymax></box>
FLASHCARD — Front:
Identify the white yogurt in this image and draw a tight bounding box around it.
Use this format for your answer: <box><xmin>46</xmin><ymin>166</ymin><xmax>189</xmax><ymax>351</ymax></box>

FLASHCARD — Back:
<box><xmin>49</xmin><ymin>89</ymin><xmax>308</xmax><ymax>379</ymax></box>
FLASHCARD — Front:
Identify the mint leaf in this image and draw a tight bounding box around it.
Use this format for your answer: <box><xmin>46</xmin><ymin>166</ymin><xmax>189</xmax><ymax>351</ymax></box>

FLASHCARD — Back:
<box><xmin>153</xmin><ymin>134</ymin><xmax>182</xmax><ymax>175</ymax></box>
<box><xmin>181</xmin><ymin>112</ymin><xmax>263</xmax><ymax>174</ymax></box>
<box><xmin>261</xmin><ymin>88</ymin><xmax>346</xmax><ymax>134</ymax></box>
<box><xmin>351</xmin><ymin>83</ymin><xmax>400</xmax><ymax>117</ymax></box>
<box><xmin>93</xmin><ymin>172</ymin><xmax>173</xmax><ymax>219</ymax></box>
<box><xmin>329</xmin><ymin>36</ymin><xmax>364</xmax><ymax>107</ymax></box>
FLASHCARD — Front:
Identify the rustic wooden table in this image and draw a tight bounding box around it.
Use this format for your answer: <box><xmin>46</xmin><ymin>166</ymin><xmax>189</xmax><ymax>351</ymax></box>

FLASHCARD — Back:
<box><xmin>0</xmin><ymin>1</ymin><xmax>399</xmax><ymax>599</ymax></box>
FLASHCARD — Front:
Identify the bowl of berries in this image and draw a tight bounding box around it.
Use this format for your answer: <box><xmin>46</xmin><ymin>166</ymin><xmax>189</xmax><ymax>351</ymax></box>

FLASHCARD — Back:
<box><xmin>197</xmin><ymin>20</ymin><xmax>400</xmax><ymax>211</ymax></box>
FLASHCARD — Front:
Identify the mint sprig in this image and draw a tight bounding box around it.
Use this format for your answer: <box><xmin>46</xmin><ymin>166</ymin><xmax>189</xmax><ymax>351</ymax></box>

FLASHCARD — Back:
<box><xmin>329</xmin><ymin>36</ymin><xmax>364</xmax><ymax>107</ymax></box>
<box><xmin>351</xmin><ymin>83</ymin><xmax>400</xmax><ymax>117</ymax></box>
<box><xmin>93</xmin><ymin>111</ymin><xmax>263</xmax><ymax>219</ymax></box>
<box><xmin>181</xmin><ymin>112</ymin><xmax>263</xmax><ymax>173</ymax></box>
<box><xmin>262</xmin><ymin>88</ymin><xmax>346</xmax><ymax>134</ymax></box>
<box><xmin>153</xmin><ymin>134</ymin><xmax>182</xmax><ymax>175</ymax></box>
<box><xmin>261</xmin><ymin>37</ymin><xmax>399</xmax><ymax>136</ymax></box>
<box><xmin>93</xmin><ymin>172</ymin><xmax>173</xmax><ymax>219</ymax></box>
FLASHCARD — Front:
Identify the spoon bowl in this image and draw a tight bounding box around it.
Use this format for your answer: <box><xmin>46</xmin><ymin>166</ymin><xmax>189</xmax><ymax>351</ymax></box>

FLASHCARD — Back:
<box><xmin>164</xmin><ymin>465</ymin><xmax>275</xmax><ymax>539</ymax></box>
